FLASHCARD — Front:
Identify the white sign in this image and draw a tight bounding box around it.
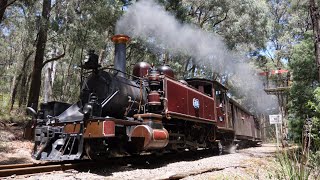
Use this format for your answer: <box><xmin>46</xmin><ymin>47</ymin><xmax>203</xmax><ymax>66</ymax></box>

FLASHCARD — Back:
<box><xmin>269</xmin><ymin>114</ymin><xmax>282</xmax><ymax>124</ymax></box>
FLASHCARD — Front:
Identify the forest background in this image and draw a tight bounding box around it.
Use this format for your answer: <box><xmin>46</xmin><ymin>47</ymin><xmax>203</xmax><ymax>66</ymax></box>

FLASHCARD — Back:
<box><xmin>0</xmin><ymin>0</ymin><xmax>320</xmax><ymax>149</ymax></box>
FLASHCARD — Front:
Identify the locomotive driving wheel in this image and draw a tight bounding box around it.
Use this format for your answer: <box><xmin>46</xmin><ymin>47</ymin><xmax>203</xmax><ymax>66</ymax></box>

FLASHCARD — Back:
<box><xmin>84</xmin><ymin>139</ymin><xmax>110</xmax><ymax>160</ymax></box>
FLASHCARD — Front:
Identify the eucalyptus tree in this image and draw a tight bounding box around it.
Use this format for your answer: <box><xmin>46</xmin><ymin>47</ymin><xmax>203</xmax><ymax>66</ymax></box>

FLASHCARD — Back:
<box><xmin>48</xmin><ymin>0</ymin><xmax>124</xmax><ymax>103</ymax></box>
<box><xmin>0</xmin><ymin>0</ymin><xmax>40</xmax><ymax>111</ymax></box>
<box><xmin>310</xmin><ymin>0</ymin><xmax>320</xmax><ymax>81</ymax></box>
<box><xmin>258</xmin><ymin>0</ymin><xmax>316</xmax><ymax>143</ymax></box>
<box><xmin>177</xmin><ymin>0</ymin><xmax>270</xmax><ymax>82</ymax></box>
<box><xmin>25</xmin><ymin>0</ymin><xmax>125</xmax><ymax>108</ymax></box>
<box><xmin>27</xmin><ymin>0</ymin><xmax>52</xmax><ymax>110</ymax></box>
<box><xmin>289</xmin><ymin>33</ymin><xmax>318</xmax><ymax>142</ymax></box>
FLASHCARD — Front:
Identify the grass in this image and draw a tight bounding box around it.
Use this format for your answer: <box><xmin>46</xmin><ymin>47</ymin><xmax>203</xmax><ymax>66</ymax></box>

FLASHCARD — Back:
<box><xmin>274</xmin><ymin>149</ymin><xmax>309</xmax><ymax>179</ymax></box>
<box><xmin>0</xmin><ymin>93</ymin><xmax>30</xmax><ymax>126</ymax></box>
<box><xmin>269</xmin><ymin>144</ymin><xmax>319</xmax><ymax>180</ymax></box>
<box><xmin>0</xmin><ymin>113</ymin><xmax>30</xmax><ymax>127</ymax></box>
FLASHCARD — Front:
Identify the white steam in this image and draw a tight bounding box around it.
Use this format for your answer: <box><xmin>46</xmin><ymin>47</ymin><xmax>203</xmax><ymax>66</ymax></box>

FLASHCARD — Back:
<box><xmin>116</xmin><ymin>0</ymin><xmax>277</xmax><ymax>113</ymax></box>
<box><xmin>227</xmin><ymin>144</ymin><xmax>238</xmax><ymax>154</ymax></box>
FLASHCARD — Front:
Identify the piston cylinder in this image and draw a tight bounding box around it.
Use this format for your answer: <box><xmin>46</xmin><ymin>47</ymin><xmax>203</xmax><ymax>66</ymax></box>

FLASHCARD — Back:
<box><xmin>130</xmin><ymin>125</ymin><xmax>169</xmax><ymax>150</ymax></box>
<box><xmin>131</xmin><ymin>113</ymin><xmax>168</xmax><ymax>150</ymax></box>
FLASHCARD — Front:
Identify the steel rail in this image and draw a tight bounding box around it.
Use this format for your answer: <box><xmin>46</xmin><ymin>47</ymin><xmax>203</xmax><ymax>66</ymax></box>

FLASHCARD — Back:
<box><xmin>0</xmin><ymin>149</ymin><xmax>222</xmax><ymax>178</ymax></box>
<box><xmin>0</xmin><ymin>163</ymin><xmax>46</xmax><ymax>170</ymax></box>
<box><xmin>0</xmin><ymin>161</ymin><xmax>92</xmax><ymax>177</ymax></box>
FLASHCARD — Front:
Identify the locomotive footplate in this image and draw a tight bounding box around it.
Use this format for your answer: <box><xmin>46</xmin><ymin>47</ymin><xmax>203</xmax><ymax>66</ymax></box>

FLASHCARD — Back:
<box><xmin>63</xmin><ymin>117</ymin><xmax>143</xmax><ymax>138</ymax></box>
<box><xmin>33</xmin><ymin>117</ymin><xmax>143</xmax><ymax>160</ymax></box>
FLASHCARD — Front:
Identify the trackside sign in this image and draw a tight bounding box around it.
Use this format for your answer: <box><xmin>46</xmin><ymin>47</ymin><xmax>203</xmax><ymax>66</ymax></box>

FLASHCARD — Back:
<box><xmin>269</xmin><ymin>114</ymin><xmax>282</xmax><ymax>124</ymax></box>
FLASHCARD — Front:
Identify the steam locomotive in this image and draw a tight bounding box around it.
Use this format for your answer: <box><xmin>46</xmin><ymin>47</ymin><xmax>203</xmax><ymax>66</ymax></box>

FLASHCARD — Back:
<box><xmin>30</xmin><ymin>34</ymin><xmax>261</xmax><ymax>161</ymax></box>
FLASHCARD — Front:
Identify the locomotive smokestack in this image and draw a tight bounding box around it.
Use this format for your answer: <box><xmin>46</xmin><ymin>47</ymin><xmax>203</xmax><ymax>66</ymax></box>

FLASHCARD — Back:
<box><xmin>111</xmin><ymin>34</ymin><xmax>130</xmax><ymax>77</ymax></box>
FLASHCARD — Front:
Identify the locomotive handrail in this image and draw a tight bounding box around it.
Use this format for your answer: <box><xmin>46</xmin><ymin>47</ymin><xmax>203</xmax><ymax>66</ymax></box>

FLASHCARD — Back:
<box><xmin>101</xmin><ymin>90</ymin><xmax>119</xmax><ymax>108</ymax></box>
<box><xmin>82</xmin><ymin>67</ymin><xmax>143</xmax><ymax>80</ymax></box>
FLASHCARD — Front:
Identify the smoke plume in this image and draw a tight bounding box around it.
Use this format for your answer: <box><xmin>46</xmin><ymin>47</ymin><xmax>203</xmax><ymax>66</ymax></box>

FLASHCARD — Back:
<box><xmin>116</xmin><ymin>0</ymin><xmax>277</xmax><ymax>114</ymax></box>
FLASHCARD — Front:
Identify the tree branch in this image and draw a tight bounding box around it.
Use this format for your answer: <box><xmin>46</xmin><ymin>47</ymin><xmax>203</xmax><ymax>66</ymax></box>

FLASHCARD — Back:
<box><xmin>24</xmin><ymin>50</ymin><xmax>35</xmax><ymax>63</ymax></box>
<box><xmin>41</xmin><ymin>45</ymin><xmax>66</xmax><ymax>68</ymax></box>
<box><xmin>0</xmin><ymin>0</ymin><xmax>17</xmax><ymax>11</ymax></box>
<box><xmin>212</xmin><ymin>11</ymin><xmax>228</xmax><ymax>28</ymax></box>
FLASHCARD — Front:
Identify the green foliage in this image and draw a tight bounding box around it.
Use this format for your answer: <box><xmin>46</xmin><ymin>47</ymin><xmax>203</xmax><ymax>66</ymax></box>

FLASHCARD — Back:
<box><xmin>0</xmin><ymin>0</ymin><xmax>276</xmax><ymax>111</ymax></box>
<box><xmin>307</xmin><ymin>87</ymin><xmax>320</xmax><ymax>149</ymax></box>
<box><xmin>184</xmin><ymin>0</ymin><xmax>269</xmax><ymax>50</ymax></box>
<box><xmin>253</xmin><ymin>0</ymin><xmax>309</xmax><ymax>81</ymax></box>
<box><xmin>309</xmin><ymin>151</ymin><xmax>320</xmax><ymax>177</ymax></box>
<box><xmin>288</xmin><ymin>32</ymin><xmax>318</xmax><ymax>143</ymax></box>
<box><xmin>272</xmin><ymin>149</ymin><xmax>320</xmax><ymax>180</ymax></box>
<box><xmin>274</xmin><ymin>150</ymin><xmax>310</xmax><ymax>180</ymax></box>
<box><xmin>0</xmin><ymin>93</ymin><xmax>10</xmax><ymax>116</ymax></box>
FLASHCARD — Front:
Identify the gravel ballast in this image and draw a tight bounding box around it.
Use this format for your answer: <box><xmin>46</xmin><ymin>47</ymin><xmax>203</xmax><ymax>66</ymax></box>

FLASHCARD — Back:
<box><xmin>2</xmin><ymin>144</ymin><xmax>279</xmax><ymax>180</ymax></box>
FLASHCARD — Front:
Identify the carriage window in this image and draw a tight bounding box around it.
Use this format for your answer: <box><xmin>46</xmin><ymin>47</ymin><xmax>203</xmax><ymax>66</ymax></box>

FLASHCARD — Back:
<box><xmin>216</xmin><ymin>90</ymin><xmax>225</xmax><ymax>103</ymax></box>
<box><xmin>204</xmin><ymin>85</ymin><xmax>212</xmax><ymax>97</ymax></box>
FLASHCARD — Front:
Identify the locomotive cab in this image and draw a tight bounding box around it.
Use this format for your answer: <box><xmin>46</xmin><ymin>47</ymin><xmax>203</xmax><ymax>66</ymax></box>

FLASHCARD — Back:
<box><xmin>212</xmin><ymin>81</ymin><xmax>230</xmax><ymax>128</ymax></box>
<box><xmin>185</xmin><ymin>78</ymin><xmax>214</xmax><ymax>97</ymax></box>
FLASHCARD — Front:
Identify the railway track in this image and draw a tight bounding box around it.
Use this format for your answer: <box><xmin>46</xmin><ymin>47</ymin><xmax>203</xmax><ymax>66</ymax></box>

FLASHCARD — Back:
<box><xmin>0</xmin><ymin>149</ymin><xmax>219</xmax><ymax>178</ymax></box>
<box><xmin>0</xmin><ymin>160</ymin><xmax>92</xmax><ymax>177</ymax></box>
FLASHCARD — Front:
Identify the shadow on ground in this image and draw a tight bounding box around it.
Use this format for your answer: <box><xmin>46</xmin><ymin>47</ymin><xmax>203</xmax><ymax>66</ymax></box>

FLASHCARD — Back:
<box><xmin>76</xmin><ymin>149</ymin><xmax>221</xmax><ymax>177</ymax></box>
<box><xmin>0</xmin><ymin>157</ymin><xmax>30</xmax><ymax>165</ymax></box>
<box><xmin>0</xmin><ymin>143</ymin><xmax>14</xmax><ymax>153</ymax></box>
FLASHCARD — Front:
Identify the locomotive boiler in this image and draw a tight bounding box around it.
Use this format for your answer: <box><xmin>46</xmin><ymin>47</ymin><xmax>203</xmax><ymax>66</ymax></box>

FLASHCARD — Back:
<box><xmin>30</xmin><ymin>34</ymin><xmax>262</xmax><ymax>161</ymax></box>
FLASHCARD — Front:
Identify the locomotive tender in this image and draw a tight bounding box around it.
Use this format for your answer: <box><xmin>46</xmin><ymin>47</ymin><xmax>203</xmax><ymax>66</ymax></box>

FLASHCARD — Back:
<box><xmin>30</xmin><ymin>34</ymin><xmax>261</xmax><ymax>161</ymax></box>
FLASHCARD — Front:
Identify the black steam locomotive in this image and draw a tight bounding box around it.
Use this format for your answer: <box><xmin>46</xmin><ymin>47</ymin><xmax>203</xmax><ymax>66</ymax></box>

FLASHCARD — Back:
<box><xmin>29</xmin><ymin>34</ymin><xmax>261</xmax><ymax>161</ymax></box>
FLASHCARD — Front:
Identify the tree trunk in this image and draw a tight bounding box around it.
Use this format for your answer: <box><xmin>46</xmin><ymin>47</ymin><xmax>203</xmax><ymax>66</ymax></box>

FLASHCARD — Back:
<box><xmin>10</xmin><ymin>51</ymin><xmax>33</xmax><ymax>111</ymax></box>
<box><xmin>310</xmin><ymin>0</ymin><xmax>320</xmax><ymax>81</ymax></box>
<box><xmin>0</xmin><ymin>0</ymin><xmax>8</xmax><ymax>24</ymax></box>
<box><xmin>18</xmin><ymin>73</ymin><xmax>28</xmax><ymax>107</ymax></box>
<box><xmin>43</xmin><ymin>61</ymin><xmax>56</xmax><ymax>102</ymax></box>
<box><xmin>43</xmin><ymin>64</ymin><xmax>51</xmax><ymax>102</ymax></box>
<box><xmin>21</xmin><ymin>73</ymin><xmax>32</xmax><ymax>107</ymax></box>
<box><xmin>183</xmin><ymin>58</ymin><xmax>191</xmax><ymax>78</ymax></box>
<box><xmin>62</xmin><ymin>58</ymin><xmax>73</xmax><ymax>102</ymax></box>
<box><xmin>10</xmin><ymin>73</ymin><xmax>17</xmax><ymax>110</ymax></box>
<box><xmin>27</xmin><ymin>0</ymin><xmax>51</xmax><ymax>110</ymax></box>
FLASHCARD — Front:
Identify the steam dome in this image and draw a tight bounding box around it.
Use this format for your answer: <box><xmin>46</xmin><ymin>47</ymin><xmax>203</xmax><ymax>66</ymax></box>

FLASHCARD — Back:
<box><xmin>133</xmin><ymin>62</ymin><xmax>151</xmax><ymax>78</ymax></box>
<box><xmin>157</xmin><ymin>64</ymin><xmax>174</xmax><ymax>78</ymax></box>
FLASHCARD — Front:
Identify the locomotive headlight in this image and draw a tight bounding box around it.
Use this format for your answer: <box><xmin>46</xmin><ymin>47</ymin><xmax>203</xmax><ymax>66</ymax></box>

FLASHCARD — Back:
<box><xmin>83</xmin><ymin>104</ymin><xmax>93</xmax><ymax>115</ymax></box>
